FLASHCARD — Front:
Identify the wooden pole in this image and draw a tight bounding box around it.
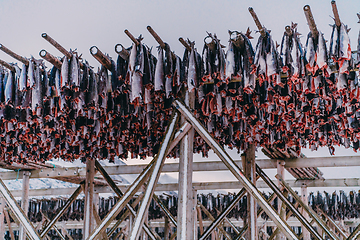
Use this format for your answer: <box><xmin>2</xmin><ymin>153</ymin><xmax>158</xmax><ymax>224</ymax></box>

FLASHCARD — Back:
<box><xmin>41</xmin><ymin>33</ymin><xmax>84</xmax><ymax>69</ymax></box>
<box><xmin>4</xmin><ymin>210</ymin><xmax>15</xmax><ymax>240</ymax></box>
<box><xmin>275</xmin><ymin>160</ymin><xmax>286</xmax><ymax>240</ymax></box>
<box><xmin>285</xmin><ymin>26</ymin><xmax>292</xmax><ymax>36</ymax></box>
<box><xmin>83</xmin><ymin>159</ymin><xmax>95</xmax><ymax>239</ymax></box>
<box><xmin>243</xmin><ymin>144</ymin><xmax>257</xmax><ymax>240</ymax></box>
<box><xmin>124</xmin><ymin>30</ymin><xmax>140</xmax><ymax>46</ymax></box>
<box><xmin>177</xmin><ymin>44</ymin><xmax>196</xmax><ymax>240</ymax></box>
<box><xmin>164</xmin><ymin>217</ymin><xmax>170</xmax><ymax>240</ymax></box>
<box><xmin>0</xmin><ymin>198</ymin><xmax>4</xmax><ymax>240</ymax></box>
<box><xmin>39</xmin><ymin>50</ymin><xmax>62</xmax><ymax>70</ymax></box>
<box><xmin>0</xmin><ymin>44</ymin><xmax>29</xmax><ymax>66</ymax></box>
<box><xmin>0</xmin><ymin>60</ymin><xmax>15</xmax><ymax>72</ymax></box>
<box><xmin>301</xmin><ymin>184</ymin><xmax>311</xmax><ymax>240</ymax></box>
<box><xmin>229</xmin><ymin>31</ymin><xmax>245</xmax><ymax>50</ymax></box>
<box><xmin>90</xmin><ymin>46</ymin><xmax>112</xmax><ymax>70</ymax></box>
<box><xmin>193</xmin><ymin>189</ymin><xmax>198</xmax><ymax>240</ymax></box>
<box><xmin>303</xmin><ymin>5</ymin><xmax>319</xmax><ymax>40</ymax></box>
<box><xmin>93</xmin><ymin>193</ymin><xmax>99</xmax><ymax>235</ymax></box>
<box><xmin>147</xmin><ymin>26</ymin><xmax>166</xmax><ymax>49</ymax></box>
<box><xmin>248</xmin><ymin>7</ymin><xmax>266</xmax><ymax>37</ymax></box>
<box><xmin>331</xmin><ymin>1</ymin><xmax>341</xmax><ymax>27</ymax></box>
<box><xmin>115</xmin><ymin>44</ymin><xmax>130</xmax><ymax>61</ymax></box>
<box><xmin>179</xmin><ymin>38</ymin><xmax>191</xmax><ymax>51</ymax></box>
<box><xmin>19</xmin><ymin>171</ymin><xmax>30</xmax><ymax>240</ymax></box>
<box><xmin>92</xmin><ymin>204</ymin><xmax>109</xmax><ymax>240</ymax></box>
<box><xmin>41</xmin><ymin>33</ymin><xmax>72</xmax><ymax>59</ymax></box>
<box><xmin>197</xmin><ymin>205</ymin><xmax>204</xmax><ymax>235</ymax></box>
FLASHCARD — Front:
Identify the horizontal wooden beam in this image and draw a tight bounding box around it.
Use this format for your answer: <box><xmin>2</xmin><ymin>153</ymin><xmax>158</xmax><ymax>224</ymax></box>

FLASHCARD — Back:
<box><xmin>1</xmin><ymin>155</ymin><xmax>359</xmax><ymax>181</ymax></box>
<box><xmin>7</xmin><ymin>178</ymin><xmax>360</xmax><ymax>198</ymax></box>
<box><xmin>4</xmin><ymin>217</ymin><xmax>360</xmax><ymax>231</ymax></box>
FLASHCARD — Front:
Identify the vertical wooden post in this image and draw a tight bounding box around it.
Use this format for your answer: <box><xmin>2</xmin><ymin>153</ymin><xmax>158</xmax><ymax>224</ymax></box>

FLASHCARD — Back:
<box><xmin>301</xmin><ymin>184</ymin><xmax>311</xmax><ymax>240</ymax></box>
<box><xmin>19</xmin><ymin>171</ymin><xmax>30</xmax><ymax>240</ymax></box>
<box><xmin>127</xmin><ymin>216</ymin><xmax>132</xmax><ymax>240</ymax></box>
<box><xmin>242</xmin><ymin>144</ymin><xmax>257</xmax><ymax>239</ymax></box>
<box><xmin>164</xmin><ymin>217</ymin><xmax>170</xmax><ymax>240</ymax></box>
<box><xmin>275</xmin><ymin>160</ymin><xmax>286</xmax><ymax>240</ymax></box>
<box><xmin>4</xmin><ymin>210</ymin><xmax>15</xmax><ymax>240</ymax></box>
<box><xmin>197</xmin><ymin>205</ymin><xmax>204</xmax><ymax>235</ymax></box>
<box><xmin>178</xmin><ymin>73</ymin><xmax>195</xmax><ymax>239</ymax></box>
<box><xmin>93</xmin><ymin>193</ymin><xmax>99</xmax><ymax>232</ymax></box>
<box><xmin>0</xmin><ymin>197</ymin><xmax>4</xmax><ymax>240</ymax></box>
<box><xmin>142</xmin><ymin>210</ymin><xmax>148</xmax><ymax>239</ymax></box>
<box><xmin>193</xmin><ymin>189</ymin><xmax>198</xmax><ymax>240</ymax></box>
<box><xmin>84</xmin><ymin>159</ymin><xmax>95</xmax><ymax>239</ymax></box>
<box><xmin>211</xmin><ymin>231</ymin><xmax>216</xmax><ymax>240</ymax></box>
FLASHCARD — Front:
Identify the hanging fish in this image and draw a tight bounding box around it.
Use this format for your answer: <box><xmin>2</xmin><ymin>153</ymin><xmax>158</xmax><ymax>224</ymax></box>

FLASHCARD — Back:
<box><xmin>31</xmin><ymin>61</ymin><xmax>43</xmax><ymax>116</ymax></box>
<box><xmin>316</xmin><ymin>32</ymin><xmax>330</xmax><ymax>76</ymax></box>
<box><xmin>61</xmin><ymin>56</ymin><xmax>69</xmax><ymax>89</ymax></box>
<box><xmin>305</xmin><ymin>33</ymin><xmax>316</xmax><ymax>75</ymax></box>
<box><xmin>173</xmin><ymin>55</ymin><xmax>182</xmax><ymax>95</ymax></box>
<box><xmin>54</xmin><ymin>68</ymin><xmax>61</xmax><ymax>97</ymax></box>
<box><xmin>4</xmin><ymin>71</ymin><xmax>15</xmax><ymax>105</ymax></box>
<box><xmin>70</xmin><ymin>54</ymin><xmax>80</xmax><ymax>91</ymax></box>
<box><xmin>357</xmin><ymin>28</ymin><xmax>360</xmax><ymax>66</ymax></box>
<box><xmin>27</xmin><ymin>59</ymin><xmax>36</xmax><ymax>89</ymax></box>
<box><xmin>187</xmin><ymin>43</ymin><xmax>197</xmax><ymax>92</ymax></box>
<box><xmin>19</xmin><ymin>63</ymin><xmax>27</xmax><ymax>92</ymax></box>
<box><xmin>154</xmin><ymin>46</ymin><xmax>165</xmax><ymax>92</ymax></box>
<box><xmin>225</xmin><ymin>41</ymin><xmax>236</xmax><ymax>81</ymax></box>
<box><xmin>338</xmin><ymin>24</ymin><xmax>352</xmax><ymax>68</ymax></box>
<box><xmin>164</xmin><ymin>43</ymin><xmax>173</xmax><ymax>99</ymax></box>
<box><xmin>130</xmin><ymin>43</ymin><xmax>144</xmax><ymax>105</ymax></box>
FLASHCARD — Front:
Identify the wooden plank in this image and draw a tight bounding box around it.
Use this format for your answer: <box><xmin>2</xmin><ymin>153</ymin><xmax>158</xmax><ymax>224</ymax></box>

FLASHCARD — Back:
<box><xmin>19</xmin><ymin>171</ymin><xmax>30</xmax><ymax>240</ymax></box>
<box><xmin>4</xmin><ymin>177</ymin><xmax>360</xmax><ymax>198</ymax></box>
<box><xmin>83</xmin><ymin>159</ymin><xmax>95</xmax><ymax>239</ymax></box>
<box><xmin>243</xmin><ymin>144</ymin><xmax>257</xmax><ymax>240</ymax></box>
<box><xmin>301</xmin><ymin>184</ymin><xmax>311</xmax><ymax>240</ymax></box>
<box><xmin>275</xmin><ymin>160</ymin><xmax>286</xmax><ymax>240</ymax></box>
<box><xmin>0</xmin><ymin>155</ymin><xmax>359</xmax><ymax>181</ymax></box>
<box><xmin>4</xmin><ymin>210</ymin><xmax>15</xmax><ymax>240</ymax></box>
<box><xmin>0</xmin><ymin>198</ymin><xmax>4</xmax><ymax>240</ymax></box>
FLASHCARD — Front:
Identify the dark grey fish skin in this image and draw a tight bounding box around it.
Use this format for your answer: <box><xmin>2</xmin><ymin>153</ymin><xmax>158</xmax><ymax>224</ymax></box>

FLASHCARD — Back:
<box><xmin>154</xmin><ymin>46</ymin><xmax>165</xmax><ymax>92</ymax></box>
<box><xmin>27</xmin><ymin>59</ymin><xmax>35</xmax><ymax>89</ymax></box>
<box><xmin>4</xmin><ymin>71</ymin><xmax>14</xmax><ymax>105</ymax></box>
<box><xmin>357</xmin><ymin>29</ymin><xmax>360</xmax><ymax>65</ymax></box>
<box><xmin>187</xmin><ymin>47</ymin><xmax>197</xmax><ymax>92</ymax></box>
<box><xmin>31</xmin><ymin>62</ymin><xmax>43</xmax><ymax>115</ymax></box>
<box><xmin>19</xmin><ymin>63</ymin><xmax>27</xmax><ymax>92</ymax></box>
<box><xmin>61</xmin><ymin>56</ymin><xmax>69</xmax><ymax>89</ymax></box>
<box><xmin>70</xmin><ymin>54</ymin><xmax>80</xmax><ymax>91</ymax></box>
<box><xmin>88</xmin><ymin>68</ymin><xmax>99</xmax><ymax>110</ymax></box>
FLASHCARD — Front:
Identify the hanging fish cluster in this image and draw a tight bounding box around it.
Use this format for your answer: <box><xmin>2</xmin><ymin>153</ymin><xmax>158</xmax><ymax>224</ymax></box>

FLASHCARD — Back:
<box><xmin>309</xmin><ymin>190</ymin><xmax>360</xmax><ymax>220</ymax></box>
<box><xmin>18</xmin><ymin>191</ymin><xmax>360</xmax><ymax>227</ymax></box>
<box><xmin>0</xmin><ymin>20</ymin><xmax>359</xmax><ymax>163</ymax></box>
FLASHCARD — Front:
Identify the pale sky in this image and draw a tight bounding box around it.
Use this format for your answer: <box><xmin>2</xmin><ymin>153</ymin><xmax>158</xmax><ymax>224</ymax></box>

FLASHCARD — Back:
<box><xmin>1</xmin><ymin>0</ymin><xmax>360</xmax><ymax>192</ymax></box>
<box><xmin>0</xmin><ymin>0</ymin><xmax>359</xmax><ymax>67</ymax></box>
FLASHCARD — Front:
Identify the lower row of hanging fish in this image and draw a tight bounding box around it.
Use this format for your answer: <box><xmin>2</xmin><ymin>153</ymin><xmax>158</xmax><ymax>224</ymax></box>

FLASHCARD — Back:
<box><xmin>0</xmin><ymin>190</ymin><xmax>358</xmax><ymax>239</ymax></box>
<box><xmin>0</xmin><ymin>22</ymin><xmax>359</xmax><ymax>163</ymax></box>
<box><xmin>2</xmin><ymin>191</ymin><xmax>357</xmax><ymax>226</ymax></box>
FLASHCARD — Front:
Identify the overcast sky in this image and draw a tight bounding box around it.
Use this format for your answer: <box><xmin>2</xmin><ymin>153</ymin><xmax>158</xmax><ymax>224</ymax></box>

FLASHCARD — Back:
<box><xmin>1</xmin><ymin>0</ymin><xmax>360</xmax><ymax>192</ymax></box>
<box><xmin>0</xmin><ymin>0</ymin><xmax>359</xmax><ymax>67</ymax></box>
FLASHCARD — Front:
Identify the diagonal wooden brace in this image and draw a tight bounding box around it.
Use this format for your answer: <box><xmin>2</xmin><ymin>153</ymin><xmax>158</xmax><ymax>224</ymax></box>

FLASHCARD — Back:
<box><xmin>40</xmin><ymin>185</ymin><xmax>82</xmax><ymax>238</ymax></box>
<box><xmin>0</xmin><ymin>178</ymin><xmax>40</xmax><ymax>240</ymax></box>
<box><xmin>128</xmin><ymin>112</ymin><xmax>179</xmax><ymax>240</ymax></box>
<box><xmin>276</xmin><ymin>174</ymin><xmax>340</xmax><ymax>240</ymax></box>
<box><xmin>88</xmin><ymin>112</ymin><xmax>179</xmax><ymax>240</ymax></box>
<box><xmin>172</xmin><ymin>99</ymin><xmax>299</xmax><ymax>240</ymax></box>
<box><xmin>95</xmin><ymin>161</ymin><xmax>160</xmax><ymax>240</ymax></box>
